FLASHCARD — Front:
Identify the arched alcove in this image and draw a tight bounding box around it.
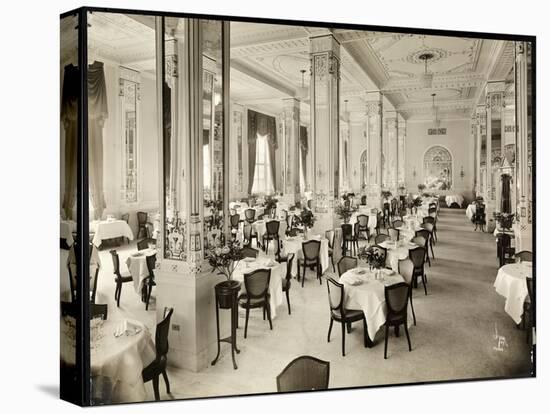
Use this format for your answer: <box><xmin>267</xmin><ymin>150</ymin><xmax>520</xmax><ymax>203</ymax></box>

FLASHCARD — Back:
<box><xmin>424</xmin><ymin>145</ymin><xmax>452</xmax><ymax>190</ymax></box>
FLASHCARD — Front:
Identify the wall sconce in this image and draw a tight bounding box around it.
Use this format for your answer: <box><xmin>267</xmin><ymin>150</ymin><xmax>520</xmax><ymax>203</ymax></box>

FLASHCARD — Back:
<box><xmin>412</xmin><ymin>168</ymin><xmax>417</xmax><ymax>179</ymax></box>
<box><xmin>460</xmin><ymin>166</ymin><xmax>465</xmax><ymax>180</ymax></box>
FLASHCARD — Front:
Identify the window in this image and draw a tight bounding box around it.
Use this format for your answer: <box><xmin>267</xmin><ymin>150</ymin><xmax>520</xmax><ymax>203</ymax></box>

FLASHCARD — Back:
<box><xmin>252</xmin><ymin>134</ymin><xmax>274</xmax><ymax>194</ymax></box>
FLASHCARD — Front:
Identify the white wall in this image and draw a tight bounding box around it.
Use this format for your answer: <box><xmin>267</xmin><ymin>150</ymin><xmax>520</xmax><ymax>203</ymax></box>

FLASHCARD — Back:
<box><xmin>405</xmin><ymin>119</ymin><xmax>475</xmax><ymax>203</ymax></box>
<box><xmin>349</xmin><ymin>121</ymin><xmax>367</xmax><ymax>193</ymax></box>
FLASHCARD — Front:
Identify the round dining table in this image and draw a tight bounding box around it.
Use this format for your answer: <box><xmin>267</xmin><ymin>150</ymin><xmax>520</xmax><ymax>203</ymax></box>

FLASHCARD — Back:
<box><xmin>378</xmin><ymin>240</ymin><xmax>419</xmax><ymax>272</ymax></box>
<box><xmin>339</xmin><ymin>267</ymin><xmax>410</xmax><ymax>346</ymax></box>
<box><xmin>61</xmin><ymin>317</ymin><xmax>156</xmax><ymax>403</ymax></box>
<box><xmin>494</xmin><ymin>262</ymin><xmax>533</xmax><ymax>324</ymax></box>
<box><xmin>126</xmin><ymin>248</ymin><xmax>157</xmax><ymax>294</ymax></box>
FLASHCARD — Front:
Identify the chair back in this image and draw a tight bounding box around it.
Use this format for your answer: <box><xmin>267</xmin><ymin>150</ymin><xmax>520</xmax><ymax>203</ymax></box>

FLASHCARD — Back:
<box><xmin>388</xmin><ymin>228</ymin><xmax>400</xmax><ymax>241</ymax></box>
<box><xmin>409</xmin><ymin>246</ymin><xmax>426</xmax><ymax>269</ymax></box>
<box><xmin>415</xmin><ymin>229</ymin><xmax>430</xmax><ymax>248</ymax></box>
<box><xmin>155</xmin><ymin>307</ymin><xmax>174</xmax><ymax>359</ymax></box>
<box><xmin>243</xmin><ymin>223</ymin><xmax>252</xmax><ymax>245</ymax></box>
<box><xmin>326</xmin><ymin>277</ymin><xmax>345</xmax><ymax>313</ymax></box>
<box><xmin>325</xmin><ymin>230</ymin><xmax>335</xmax><ymax>249</ymax></box>
<box><xmin>341</xmin><ymin>223</ymin><xmax>353</xmax><ymax>240</ymax></box>
<box><xmin>516</xmin><ymin>250</ymin><xmax>533</xmax><ymax>262</ymax></box>
<box><xmin>90</xmin><ymin>266</ymin><xmax>100</xmax><ymax>304</ymax></box>
<box><xmin>241</xmin><ymin>246</ymin><xmax>259</xmax><ymax>259</ymax></box>
<box><xmin>285</xmin><ymin>254</ymin><xmax>295</xmax><ymax>282</ymax></box>
<box><xmin>392</xmin><ymin>219</ymin><xmax>404</xmax><ymax>229</ymax></box>
<box><xmin>90</xmin><ymin>303</ymin><xmax>108</xmax><ymax>320</ymax></box>
<box><xmin>137</xmin><ymin>211</ymin><xmax>148</xmax><ymax>225</ymax></box>
<box><xmin>244</xmin><ymin>268</ymin><xmax>271</xmax><ymax>299</ymax></box>
<box><xmin>245</xmin><ymin>208</ymin><xmax>256</xmax><ymax>223</ymax></box>
<box><xmin>266</xmin><ymin>220</ymin><xmax>280</xmax><ymax>237</ymax></box>
<box><xmin>375</xmin><ymin>234</ymin><xmax>390</xmax><ymax>244</ymax></box>
<box><xmin>146</xmin><ymin>254</ymin><xmax>157</xmax><ymax>278</ymax></box>
<box><xmin>307</xmin><ymin>199</ymin><xmax>313</xmax><ymax>210</ymax></box>
<box><xmin>110</xmin><ymin>250</ymin><xmax>121</xmax><ymax>278</ymax></box>
<box><xmin>385</xmin><ymin>282</ymin><xmax>410</xmax><ymax>318</ymax></box>
<box><xmin>276</xmin><ymin>356</ymin><xmax>330</xmax><ymax>392</ymax></box>
<box><xmin>423</xmin><ymin>216</ymin><xmax>435</xmax><ymax>225</ymax></box>
<box><xmin>137</xmin><ymin>238</ymin><xmax>153</xmax><ymax>251</ymax></box>
<box><xmin>121</xmin><ymin>213</ymin><xmax>129</xmax><ymax>224</ymax></box>
<box><xmin>230</xmin><ymin>213</ymin><xmax>240</xmax><ymax>229</ymax></box>
<box><xmin>421</xmin><ymin>222</ymin><xmax>434</xmax><ymax>233</ymax></box>
<box><xmin>302</xmin><ymin>240</ymin><xmax>321</xmax><ymax>262</ymax></box>
<box><xmin>361</xmin><ymin>195</ymin><xmax>367</xmax><ymax>205</ymax></box>
<box><xmin>428</xmin><ymin>207</ymin><xmax>437</xmax><ymax>215</ymax></box>
<box><xmin>398</xmin><ymin>258</ymin><xmax>414</xmax><ymax>286</ymax></box>
<box><xmin>337</xmin><ymin>256</ymin><xmax>357</xmax><ymax>277</ymax></box>
<box><xmin>357</xmin><ymin>214</ymin><xmax>369</xmax><ymax>228</ymax></box>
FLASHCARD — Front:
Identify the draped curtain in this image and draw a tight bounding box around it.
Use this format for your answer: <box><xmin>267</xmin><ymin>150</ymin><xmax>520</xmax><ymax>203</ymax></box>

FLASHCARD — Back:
<box><xmin>300</xmin><ymin>126</ymin><xmax>308</xmax><ymax>185</ymax></box>
<box><xmin>247</xmin><ymin>110</ymin><xmax>278</xmax><ymax>194</ymax></box>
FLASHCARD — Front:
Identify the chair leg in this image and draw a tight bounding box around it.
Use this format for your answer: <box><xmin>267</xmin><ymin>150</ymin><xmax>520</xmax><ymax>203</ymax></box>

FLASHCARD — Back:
<box><xmin>341</xmin><ymin>322</ymin><xmax>346</xmax><ymax>357</ymax></box>
<box><xmin>430</xmin><ymin>240</ymin><xmax>435</xmax><ymax>259</ymax></box>
<box><xmin>404</xmin><ymin>324</ymin><xmax>412</xmax><ymax>352</ymax></box>
<box><xmin>410</xmin><ymin>294</ymin><xmax>417</xmax><ymax>325</ymax></box>
<box><xmin>266</xmin><ymin>303</ymin><xmax>273</xmax><ymax>330</ymax></box>
<box><xmin>145</xmin><ymin>284</ymin><xmax>152</xmax><ymax>311</ymax></box>
<box><xmin>301</xmin><ymin>264</ymin><xmax>306</xmax><ymax>287</ymax></box>
<box><xmin>327</xmin><ymin>318</ymin><xmax>333</xmax><ymax>342</ymax></box>
<box><xmin>422</xmin><ymin>274</ymin><xmax>428</xmax><ymax>296</ymax></box>
<box><xmin>285</xmin><ymin>289</ymin><xmax>291</xmax><ymax>315</ymax></box>
<box><xmin>263</xmin><ymin>305</ymin><xmax>266</xmax><ymax>320</ymax></box>
<box><xmin>162</xmin><ymin>369</ymin><xmax>171</xmax><ymax>394</ymax></box>
<box><xmin>331</xmin><ymin>256</ymin><xmax>335</xmax><ymax>272</ymax></box>
<box><xmin>426</xmin><ymin>250</ymin><xmax>431</xmax><ymax>267</ymax></box>
<box><xmin>244</xmin><ymin>308</ymin><xmax>250</xmax><ymax>339</ymax></box>
<box><xmin>116</xmin><ymin>284</ymin><xmax>122</xmax><ymax>307</ymax></box>
<box><xmin>152</xmin><ymin>374</ymin><xmax>160</xmax><ymax>401</ymax></box>
<box><xmin>384</xmin><ymin>324</ymin><xmax>389</xmax><ymax>359</ymax></box>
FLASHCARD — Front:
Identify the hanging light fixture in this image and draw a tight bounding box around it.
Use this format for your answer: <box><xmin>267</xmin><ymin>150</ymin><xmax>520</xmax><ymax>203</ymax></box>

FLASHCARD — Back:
<box><xmin>431</xmin><ymin>93</ymin><xmax>440</xmax><ymax>127</ymax></box>
<box><xmin>418</xmin><ymin>52</ymin><xmax>434</xmax><ymax>89</ymax></box>
<box><xmin>343</xmin><ymin>99</ymin><xmax>350</xmax><ymax>122</ymax></box>
<box><xmin>296</xmin><ymin>69</ymin><xmax>309</xmax><ymax>100</ymax></box>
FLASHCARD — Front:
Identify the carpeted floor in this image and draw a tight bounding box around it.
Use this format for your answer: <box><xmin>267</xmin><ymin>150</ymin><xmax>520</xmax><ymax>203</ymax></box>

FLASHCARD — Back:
<box><xmin>94</xmin><ymin>208</ymin><xmax>533</xmax><ymax>401</ymax></box>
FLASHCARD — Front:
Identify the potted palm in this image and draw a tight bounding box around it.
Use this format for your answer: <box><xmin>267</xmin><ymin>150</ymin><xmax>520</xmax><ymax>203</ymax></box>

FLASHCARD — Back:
<box><xmin>206</xmin><ymin>239</ymin><xmax>244</xmax><ymax>308</ymax></box>
<box><xmin>335</xmin><ymin>203</ymin><xmax>353</xmax><ymax>224</ymax></box>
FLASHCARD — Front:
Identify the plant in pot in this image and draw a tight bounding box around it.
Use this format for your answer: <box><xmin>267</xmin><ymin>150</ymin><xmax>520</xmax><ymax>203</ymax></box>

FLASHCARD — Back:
<box><xmin>264</xmin><ymin>195</ymin><xmax>278</xmax><ymax>218</ymax></box>
<box><xmin>335</xmin><ymin>203</ymin><xmax>353</xmax><ymax>224</ymax></box>
<box><xmin>297</xmin><ymin>209</ymin><xmax>316</xmax><ymax>238</ymax></box>
<box><xmin>358</xmin><ymin>246</ymin><xmax>386</xmax><ymax>278</ymax></box>
<box><xmin>206</xmin><ymin>239</ymin><xmax>244</xmax><ymax>308</ymax></box>
<box><xmin>494</xmin><ymin>212</ymin><xmax>514</xmax><ymax>231</ymax></box>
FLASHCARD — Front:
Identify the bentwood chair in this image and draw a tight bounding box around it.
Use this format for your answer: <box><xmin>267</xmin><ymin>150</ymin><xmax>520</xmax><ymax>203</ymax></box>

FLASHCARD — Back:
<box><xmin>244</xmin><ymin>208</ymin><xmax>256</xmax><ymax>224</ymax></box>
<box><xmin>341</xmin><ymin>224</ymin><xmax>358</xmax><ymax>256</ymax></box>
<box><xmin>326</xmin><ymin>277</ymin><xmax>367</xmax><ymax>356</ymax></box>
<box><xmin>415</xmin><ymin>229</ymin><xmax>432</xmax><ymax>266</ymax></box>
<box><xmin>497</xmin><ymin>233</ymin><xmax>515</xmax><ymax>267</ymax></box>
<box><xmin>423</xmin><ymin>216</ymin><xmax>437</xmax><ymax>242</ymax></box>
<box><xmin>398</xmin><ymin>258</ymin><xmax>417</xmax><ymax>325</ymax></box>
<box><xmin>121</xmin><ymin>213</ymin><xmax>130</xmax><ymax>244</ymax></box>
<box><xmin>137</xmin><ymin>211</ymin><xmax>152</xmax><ymax>239</ymax></box>
<box><xmin>516</xmin><ymin>251</ymin><xmax>533</xmax><ymax>263</ymax></box>
<box><xmin>90</xmin><ymin>303</ymin><xmax>108</xmax><ymax>320</ymax></box>
<box><xmin>142</xmin><ymin>307</ymin><xmax>174</xmax><ymax>401</ymax></box>
<box><xmin>388</xmin><ymin>227</ymin><xmax>400</xmax><ymax>242</ymax></box>
<box><xmin>144</xmin><ymin>254</ymin><xmax>157</xmax><ymax>311</ymax></box>
<box><xmin>337</xmin><ymin>256</ymin><xmax>357</xmax><ymax>278</ymax></box>
<box><xmin>524</xmin><ymin>277</ymin><xmax>534</xmax><ymax>344</ymax></box>
<box><xmin>281</xmin><ymin>254</ymin><xmax>295</xmax><ymax>315</ymax></box>
<box><xmin>137</xmin><ymin>238</ymin><xmax>155</xmax><ymax>251</ymax></box>
<box><xmin>325</xmin><ymin>230</ymin><xmax>336</xmax><ymax>272</ymax></box>
<box><xmin>409</xmin><ymin>246</ymin><xmax>428</xmax><ymax>295</ymax></box>
<box><xmin>375</xmin><ymin>211</ymin><xmax>384</xmax><ymax>235</ymax></box>
<box><xmin>375</xmin><ymin>233</ymin><xmax>390</xmax><ymax>245</ymax></box>
<box><xmin>383</xmin><ymin>202</ymin><xmax>391</xmax><ymax>227</ymax></box>
<box><xmin>355</xmin><ymin>215</ymin><xmax>370</xmax><ymax>241</ymax></box>
<box><xmin>383</xmin><ymin>282</ymin><xmax>412</xmax><ymax>359</ymax></box>
<box><xmin>298</xmin><ymin>240</ymin><xmax>322</xmax><ymax>287</ymax></box>
<box><xmin>241</xmin><ymin>246</ymin><xmax>259</xmax><ymax>259</ymax></box>
<box><xmin>110</xmin><ymin>250</ymin><xmax>133</xmax><ymax>307</ymax></box>
<box><xmin>239</xmin><ymin>269</ymin><xmax>272</xmax><ymax>338</ymax></box>
<box><xmin>242</xmin><ymin>223</ymin><xmax>253</xmax><ymax>247</ymax></box>
<box><xmin>230</xmin><ymin>213</ymin><xmax>240</xmax><ymax>233</ymax></box>
<box><xmin>263</xmin><ymin>220</ymin><xmax>281</xmax><ymax>254</ymax></box>
<box><xmin>473</xmin><ymin>204</ymin><xmax>486</xmax><ymax>231</ymax></box>
<box><xmin>276</xmin><ymin>356</ymin><xmax>330</xmax><ymax>392</ymax></box>
<box><xmin>392</xmin><ymin>219</ymin><xmax>404</xmax><ymax>229</ymax></box>
<box><xmin>420</xmin><ymin>223</ymin><xmax>436</xmax><ymax>259</ymax></box>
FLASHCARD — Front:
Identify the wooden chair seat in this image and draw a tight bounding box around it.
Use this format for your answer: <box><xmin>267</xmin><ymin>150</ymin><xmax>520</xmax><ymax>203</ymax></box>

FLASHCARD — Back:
<box><xmin>330</xmin><ymin>309</ymin><xmax>364</xmax><ymax>322</ymax></box>
<box><xmin>238</xmin><ymin>293</ymin><xmax>270</xmax><ymax>308</ymax></box>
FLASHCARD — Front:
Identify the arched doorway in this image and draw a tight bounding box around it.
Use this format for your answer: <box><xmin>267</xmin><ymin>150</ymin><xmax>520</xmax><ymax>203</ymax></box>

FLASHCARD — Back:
<box><xmin>360</xmin><ymin>150</ymin><xmax>368</xmax><ymax>190</ymax></box>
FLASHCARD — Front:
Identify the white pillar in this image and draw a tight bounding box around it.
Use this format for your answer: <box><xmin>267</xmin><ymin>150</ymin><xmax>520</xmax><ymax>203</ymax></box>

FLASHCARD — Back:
<box><xmin>281</xmin><ymin>97</ymin><xmax>301</xmax><ymax>204</ymax></box>
<box><xmin>485</xmin><ymin>81</ymin><xmax>505</xmax><ymax>216</ymax></box>
<box><xmin>398</xmin><ymin>116</ymin><xmax>406</xmax><ymax>191</ymax></box>
<box><xmin>365</xmin><ymin>92</ymin><xmax>383</xmax><ymax>209</ymax></box>
<box><xmin>385</xmin><ymin>112</ymin><xmax>399</xmax><ymax>194</ymax></box>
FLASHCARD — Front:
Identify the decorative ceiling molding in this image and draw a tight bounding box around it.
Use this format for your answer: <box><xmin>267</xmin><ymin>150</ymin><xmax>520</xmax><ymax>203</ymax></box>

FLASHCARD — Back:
<box><xmin>382</xmin><ymin>72</ymin><xmax>486</xmax><ymax>93</ymax></box>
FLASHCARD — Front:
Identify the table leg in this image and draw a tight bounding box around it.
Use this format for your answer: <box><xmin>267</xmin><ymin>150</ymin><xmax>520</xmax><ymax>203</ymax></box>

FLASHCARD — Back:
<box><xmin>363</xmin><ymin>319</ymin><xmax>375</xmax><ymax>348</ymax></box>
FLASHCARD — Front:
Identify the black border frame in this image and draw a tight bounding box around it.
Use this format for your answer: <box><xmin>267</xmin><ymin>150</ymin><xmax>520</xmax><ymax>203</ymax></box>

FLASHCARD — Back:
<box><xmin>59</xmin><ymin>5</ymin><xmax>536</xmax><ymax>406</ymax></box>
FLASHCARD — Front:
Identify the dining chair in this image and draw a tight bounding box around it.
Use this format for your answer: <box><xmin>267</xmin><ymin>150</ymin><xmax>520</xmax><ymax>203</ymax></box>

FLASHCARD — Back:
<box><xmin>356</xmin><ymin>215</ymin><xmax>370</xmax><ymax>241</ymax></box>
<box><xmin>375</xmin><ymin>233</ymin><xmax>390</xmax><ymax>245</ymax></box>
<box><xmin>515</xmin><ymin>250</ymin><xmax>533</xmax><ymax>262</ymax></box>
<box><xmin>409</xmin><ymin>246</ymin><xmax>428</xmax><ymax>295</ymax></box>
<box><xmin>90</xmin><ymin>265</ymin><xmax>100</xmax><ymax>304</ymax></box>
<box><xmin>298</xmin><ymin>240</ymin><xmax>322</xmax><ymax>287</ymax></box>
<box><xmin>383</xmin><ymin>202</ymin><xmax>391</xmax><ymax>227</ymax></box>
<box><xmin>137</xmin><ymin>211</ymin><xmax>152</xmax><ymax>239</ymax></box>
<box><xmin>230</xmin><ymin>213</ymin><xmax>240</xmax><ymax>233</ymax></box>
<box><xmin>244</xmin><ymin>208</ymin><xmax>256</xmax><ymax>224</ymax></box>
<box><xmin>388</xmin><ymin>227</ymin><xmax>400</xmax><ymax>242</ymax></box>
<box><xmin>137</xmin><ymin>238</ymin><xmax>155</xmax><ymax>251</ymax></box>
<box><xmin>524</xmin><ymin>276</ymin><xmax>534</xmax><ymax>344</ymax></box>
<box><xmin>383</xmin><ymin>282</ymin><xmax>412</xmax><ymax>359</ymax></box>
<box><xmin>144</xmin><ymin>254</ymin><xmax>157</xmax><ymax>311</ymax></box>
<box><xmin>120</xmin><ymin>213</ymin><xmax>130</xmax><ymax>244</ymax></box>
<box><xmin>473</xmin><ymin>204</ymin><xmax>486</xmax><ymax>231</ymax></box>
<box><xmin>241</xmin><ymin>246</ymin><xmax>259</xmax><ymax>259</ymax></box>
<box><xmin>411</xmin><ymin>235</ymin><xmax>426</xmax><ymax>248</ymax></box>
<box><xmin>326</xmin><ymin>277</ymin><xmax>367</xmax><ymax>356</ymax></box>
<box><xmin>239</xmin><ymin>268</ymin><xmax>272</xmax><ymax>338</ymax></box>
<box><xmin>337</xmin><ymin>256</ymin><xmax>357</xmax><ymax>277</ymax></box>
<box><xmin>428</xmin><ymin>206</ymin><xmax>437</xmax><ymax>215</ymax></box>
<box><xmin>423</xmin><ymin>216</ymin><xmax>437</xmax><ymax>242</ymax></box>
<box><xmin>263</xmin><ymin>220</ymin><xmax>281</xmax><ymax>254</ymax></box>
<box><xmin>142</xmin><ymin>307</ymin><xmax>174</xmax><ymax>401</ymax></box>
<box><xmin>276</xmin><ymin>356</ymin><xmax>330</xmax><ymax>392</ymax></box>
<box><xmin>90</xmin><ymin>303</ymin><xmax>108</xmax><ymax>320</ymax></box>
<box><xmin>398</xmin><ymin>258</ymin><xmax>417</xmax><ymax>325</ymax></box>
<box><xmin>110</xmin><ymin>249</ymin><xmax>133</xmax><ymax>307</ymax></box>
<box><xmin>420</xmin><ymin>223</ymin><xmax>436</xmax><ymax>259</ymax></box>
<box><xmin>497</xmin><ymin>233</ymin><xmax>515</xmax><ymax>267</ymax></box>
<box><xmin>415</xmin><ymin>229</ymin><xmax>431</xmax><ymax>266</ymax></box>
<box><xmin>325</xmin><ymin>229</ymin><xmax>336</xmax><ymax>272</ymax></box>
<box><xmin>391</xmin><ymin>199</ymin><xmax>398</xmax><ymax>218</ymax></box>
<box><xmin>392</xmin><ymin>219</ymin><xmax>404</xmax><ymax>229</ymax></box>
<box><xmin>341</xmin><ymin>224</ymin><xmax>357</xmax><ymax>256</ymax></box>
<box><xmin>242</xmin><ymin>223</ymin><xmax>255</xmax><ymax>247</ymax></box>
<box><xmin>281</xmin><ymin>254</ymin><xmax>295</xmax><ymax>315</ymax></box>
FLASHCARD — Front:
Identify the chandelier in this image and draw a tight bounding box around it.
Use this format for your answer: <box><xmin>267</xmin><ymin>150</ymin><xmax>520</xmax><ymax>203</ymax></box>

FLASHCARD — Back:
<box><xmin>431</xmin><ymin>93</ymin><xmax>440</xmax><ymax>127</ymax></box>
<box><xmin>418</xmin><ymin>53</ymin><xmax>434</xmax><ymax>89</ymax></box>
<box><xmin>296</xmin><ymin>69</ymin><xmax>309</xmax><ymax>100</ymax></box>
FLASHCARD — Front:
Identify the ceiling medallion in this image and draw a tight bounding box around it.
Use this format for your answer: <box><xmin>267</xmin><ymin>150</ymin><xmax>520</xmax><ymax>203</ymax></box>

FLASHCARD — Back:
<box><xmin>406</xmin><ymin>47</ymin><xmax>450</xmax><ymax>65</ymax></box>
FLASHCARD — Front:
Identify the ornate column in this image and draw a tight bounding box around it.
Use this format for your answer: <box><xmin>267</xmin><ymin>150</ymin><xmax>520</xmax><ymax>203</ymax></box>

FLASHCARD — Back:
<box><xmin>471</xmin><ymin>113</ymin><xmax>479</xmax><ymax>195</ymax></box>
<box><xmin>397</xmin><ymin>115</ymin><xmax>406</xmax><ymax>191</ymax></box>
<box><xmin>385</xmin><ymin>111</ymin><xmax>399</xmax><ymax>194</ymax></box>
<box><xmin>309</xmin><ymin>34</ymin><xmax>340</xmax><ymax>233</ymax></box>
<box><xmin>485</xmin><ymin>81</ymin><xmax>505</xmax><ymax>215</ymax></box>
<box><xmin>476</xmin><ymin>104</ymin><xmax>486</xmax><ymax>198</ymax></box>
<box><xmin>365</xmin><ymin>92</ymin><xmax>383</xmax><ymax>209</ymax></box>
<box><xmin>514</xmin><ymin>41</ymin><xmax>532</xmax><ymax>251</ymax></box>
<box><xmin>281</xmin><ymin>97</ymin><xmax>301</xmax><ymax>204</ymax></box>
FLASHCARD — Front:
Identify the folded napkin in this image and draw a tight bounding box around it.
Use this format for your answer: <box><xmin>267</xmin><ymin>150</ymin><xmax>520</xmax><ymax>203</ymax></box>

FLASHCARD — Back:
<box><xmin>115</xmin><ymin>320</ymin><xmax>142</xmax><ymax>337</ymax></box>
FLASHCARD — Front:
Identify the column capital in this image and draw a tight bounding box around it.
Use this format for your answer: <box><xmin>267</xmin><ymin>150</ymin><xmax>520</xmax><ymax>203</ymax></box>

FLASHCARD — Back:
<box><xmin>282</xmin><ymin>97</ymin><xmax>300</xmax><ymax>109</ymax></box>
<box><xmin>366</xmin><ymin>101</ymin><xmax>382</xmax><ymax>117</ymax></box>
<box><xmin>309</xmin><ymin>33</ymin><xmax>340</xmax><ymax>58</ymax></box>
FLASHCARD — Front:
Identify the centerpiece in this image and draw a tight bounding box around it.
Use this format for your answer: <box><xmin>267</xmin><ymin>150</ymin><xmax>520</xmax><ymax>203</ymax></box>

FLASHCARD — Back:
<box><xmin>358</xmin><ymin>246</ymin><xmax>386</xmax><ymax>279</ymax></box>
<box><xmin>494</xmin><ymin>212</ymin><xmax>514</xmax><ymax>231</ymax></box>
<box><xmin>264</xmin><ymin>195</ymin><xmax>278</xmax><ymax>218</ymax></box>
<box><xmin>411</xmin><ymin>196</ymin><xmax>423</xmax><ymax>215</ymax></box>
<box><xmin>335</xmin><ymin>203</ymin><xmax>354</xmax><ymax>224</ymax></box>
<box><xmin>206</xmin><ymin>239</ymin><xmax>244</xmax><ymax>308</ymax></box>
<box><xmin>297</xmin><ymin>208</ymin><xmax>316</xmax><ymax>238</ymax></box>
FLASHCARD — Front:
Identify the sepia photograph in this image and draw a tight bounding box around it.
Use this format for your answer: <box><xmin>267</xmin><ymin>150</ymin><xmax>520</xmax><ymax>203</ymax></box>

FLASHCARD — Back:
<box><xmin>58</xmin><ymin>5</ymin><xmax>535</xmax><ymax>406</ymax></box>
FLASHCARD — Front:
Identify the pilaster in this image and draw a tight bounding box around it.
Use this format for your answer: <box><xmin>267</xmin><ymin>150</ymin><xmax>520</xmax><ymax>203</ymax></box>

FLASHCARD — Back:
<box><xmin>281</xmin><ymin>97</ymin><xmax>301</xmax><ymax>204</ymax></box>
<box><xmin>365</xmin><ymin>92</ymin><xmax>383</xmax><ymax>209</ymax></box>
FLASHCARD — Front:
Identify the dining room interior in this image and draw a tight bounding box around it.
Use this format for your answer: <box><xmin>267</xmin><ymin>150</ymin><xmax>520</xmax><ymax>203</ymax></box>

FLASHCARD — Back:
<box><xmin>59</xmin><ymin>9</ymin><xmax>535</xmax><ymax>405</ymax></box>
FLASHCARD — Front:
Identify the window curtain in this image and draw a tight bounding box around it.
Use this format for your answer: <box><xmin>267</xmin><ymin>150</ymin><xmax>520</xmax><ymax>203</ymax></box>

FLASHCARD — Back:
<box><xmin>247</xmin><ymin>110</ymin><xmax>278</xmax><ymax>194</ymax></box>
<box><xmin>88</xmin><ymin>61</ymin><xmax>108</xmax><ymax>220</ymax></box>
<box><xmin>300</xmin><ymin>126</ymin><xmax>308</xmax><ymax>185</ymax></box>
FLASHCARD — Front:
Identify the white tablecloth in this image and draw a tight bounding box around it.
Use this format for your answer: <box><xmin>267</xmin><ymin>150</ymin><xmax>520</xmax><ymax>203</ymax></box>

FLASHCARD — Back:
<box><xmin>232</xmin><ymin>257</ymin><xmax>285</xmax><ymax>318</ymax></box>
<box><xmin>466</xmin><ymin>204</ymin><xmax>476</xmax><ymax>220</ymax></box>
<box><xmin>445</xmin><ymin>194</ymin><xmax>464</xmax><ymax>207</ymax></box>
<box><xmin>339</xmin><ymin>267</ymin><xmax>408</xmax><ymax>340</ymax></box>
<box><xmin>126</xmin><ymin>249</ymin><xmax>157</xmax><ymax>293</ymax></box>
<box><xmin>349</xmin><ymin>211</ymin><xmax>377</xmax><ymax>234</ymax></box>
<box><xmin>282</xmin><ymin>236</ymin><xmax>330</xmax><ymax>276</ymax></box>
<box><xmin>61</xmin><ymin>220</ymin><xmax>76</xmax><ymax>246</ymax></box>
<box><xmin>379</xmin><ymin>240</ymin><xmax>418</xmax><ymax>272</ymax></box>
<box><xmin>91</xmin><ymin>220</ymin><xmax>134</xmax><ymax>247</ymax></box>
<box><xmin>494</xmin><ymin>263</ymin><xmax>533</xmax><ymax>324</ymax></box>
<box><xmin>237</xmin><ymin>206</ymin><xmax>264</xmax><ymax>221</ymax></box>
